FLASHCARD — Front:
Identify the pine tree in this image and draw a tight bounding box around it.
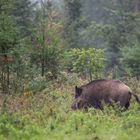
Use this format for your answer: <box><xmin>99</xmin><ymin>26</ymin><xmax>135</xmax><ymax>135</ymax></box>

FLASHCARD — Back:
<box><xmin>31</xmin><ymin>0</ymin><xmax>64</xmax><ymax>78</ymax></box>
<box><xmin>0</xmin><ymin>0</ymin><xmax>19</xmax><ymax>93</ymax></box>
<box><xmin>63</xmin><ymin>0</ymin><xmax>82</xmax><ymax>48</ymax></box>
<box><xmin>12</xmin><ymin>0</ymin><xmax>36</xmax><ymax>37</ymax></box>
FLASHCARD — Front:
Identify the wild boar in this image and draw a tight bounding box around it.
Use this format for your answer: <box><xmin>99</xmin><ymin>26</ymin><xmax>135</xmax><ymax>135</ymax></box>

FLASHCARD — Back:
<box><xmin>71</xmin><ymin>79</ymin><xmax>140</xmax><ymax>110</ymax></box>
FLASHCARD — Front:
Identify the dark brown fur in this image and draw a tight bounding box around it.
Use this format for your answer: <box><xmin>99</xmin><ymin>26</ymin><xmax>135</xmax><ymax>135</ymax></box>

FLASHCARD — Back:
<box><xmin>71</xmin><ymin>79</ymin><xmax>140</xmax><ymax>110</ymax></box>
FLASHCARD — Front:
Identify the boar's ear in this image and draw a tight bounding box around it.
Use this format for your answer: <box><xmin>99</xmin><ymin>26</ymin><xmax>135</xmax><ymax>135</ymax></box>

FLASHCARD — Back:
<box><xmin>75</xmin><ymin>86</ymin><xmax>78</xmax><ymax>91</ymax></box>
<box><xmin>75</xmin><ymin>86</ymin><xmax>82</xmax><ymax>98</ymax></box>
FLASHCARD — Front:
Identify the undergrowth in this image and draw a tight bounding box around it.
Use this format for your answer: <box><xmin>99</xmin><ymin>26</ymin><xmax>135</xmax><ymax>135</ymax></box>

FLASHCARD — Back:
<box><xmin>0</xmin><ymin>77</ymin><xmax>140</xmax><ymax>140</ymax></box>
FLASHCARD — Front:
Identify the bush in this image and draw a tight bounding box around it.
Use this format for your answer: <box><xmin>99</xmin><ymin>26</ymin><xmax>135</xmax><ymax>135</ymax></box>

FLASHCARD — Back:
<box><xmin>65</xmin><ymin>48</ymin><xmax>104</xmax><ymax>81</ymax></box>
<box><xmin>0</xmin><ymin>113</ymin><xmax>44</xmax><ymax>140</ymax></box>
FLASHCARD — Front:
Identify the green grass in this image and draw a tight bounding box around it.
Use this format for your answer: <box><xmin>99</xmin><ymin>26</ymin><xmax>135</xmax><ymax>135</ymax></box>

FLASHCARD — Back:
<box><xmin>0</xmin><ymin>79</ymin><xmax>140</xmax><ymax>140</ymax></box>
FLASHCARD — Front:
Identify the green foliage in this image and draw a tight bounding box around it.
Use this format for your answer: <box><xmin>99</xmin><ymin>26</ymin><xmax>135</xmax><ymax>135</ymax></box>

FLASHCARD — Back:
<box><xmin>31</xmin><ymin>43</ymin><xmax>64</xmax><ymax>79</ymax></box>
<box><xmin>65</xmin><ymin>48</ymin><xmax>104</xmax><ymax>80</ymax></box>
<box><xmin>0</xmin><ymin>113</ymin><xmax>45</xmax><ymax>140</ymax></box>
<box><xmin>81</xmin><ymin>21</ymin><xmax>110</xmax><ymax>48</ymax></box>
<box><xmin>0</xmin><ymin>0</ymin><xmax>18</xmax><ymax>50</ymax></box>
<box><xmin>1</xmin><ymin>3</ymin><xmax>140</xmax><ymax>140</ymax></box>
<box><xmin>121</xmin><ymin>43</ymin><xmax>140</xmax><ymax>77</ymax></box>
<box><xmin>0</xmin><ymin>0</ymin><xmax>19</xmax><ymax>94</ymax></box>
<box><xmin>103</xmin><ymin>12</ymin><xmax>140</xmax><ymax>77</ymax></box>
<box><xmin>12</xmin><ymin>0</ymin><xmax>35</xmax><ymax>37</ymax></box>
<box><xmin>79</xmin><ymin>1</ymin><xmax>140</xmax><ymax>78</ymax></box>
<box><xmin>0</xmin><ymin>78</ymin><xmax>140</xmax><ymax>140</ymax></box>
<box><xmin>63</xmin><ymin>0</ymin><xmax>83</xmax><ymax>48</ymax></box>
<box><xmin>31</xmin><ymin>0</ymin><xmax>64</xmax><ymax>78</ymax></box>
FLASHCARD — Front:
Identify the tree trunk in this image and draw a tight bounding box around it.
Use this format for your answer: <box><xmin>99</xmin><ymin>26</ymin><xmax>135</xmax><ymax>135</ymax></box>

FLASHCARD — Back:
<box><xmin>1</xmin><ymin>48</ymin><xmax>10</xmax><ymax>94</ymax></box>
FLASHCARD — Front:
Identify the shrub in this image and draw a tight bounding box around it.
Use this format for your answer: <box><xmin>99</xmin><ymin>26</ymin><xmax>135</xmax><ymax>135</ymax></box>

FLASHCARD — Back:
<box><xmin>65</xmin><ymin>48</ymin><xmax>104</xmax><ymax>81</ymax></box>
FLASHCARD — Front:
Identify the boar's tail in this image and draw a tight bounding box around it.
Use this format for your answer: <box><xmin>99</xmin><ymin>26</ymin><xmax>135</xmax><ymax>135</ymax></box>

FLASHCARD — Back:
<box><xmin>131</xmin><ymin>92</ymin><xmax>140</xmax><ymax>105</ymax></box>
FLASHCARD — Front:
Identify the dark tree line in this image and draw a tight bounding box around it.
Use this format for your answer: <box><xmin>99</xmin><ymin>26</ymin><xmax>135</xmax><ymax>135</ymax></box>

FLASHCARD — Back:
<box><xmin>0</xmin><ymin>0</ymin><xmax>140</xmax><ymax>94</ymax></box>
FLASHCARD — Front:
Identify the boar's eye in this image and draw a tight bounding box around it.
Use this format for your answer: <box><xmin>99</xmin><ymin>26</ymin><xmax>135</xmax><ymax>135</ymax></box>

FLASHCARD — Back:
<box><xmin>75</xmin><ymin>86</ymin><xmax>82</xmax><ymax>98</ymax></box>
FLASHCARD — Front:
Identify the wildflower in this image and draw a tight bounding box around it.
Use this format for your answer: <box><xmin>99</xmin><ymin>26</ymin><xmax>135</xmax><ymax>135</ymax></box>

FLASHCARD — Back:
<box><xmin>24</xmin><ymin>89</ymin><xmax>31</xmax><ymax>97</ymax></box>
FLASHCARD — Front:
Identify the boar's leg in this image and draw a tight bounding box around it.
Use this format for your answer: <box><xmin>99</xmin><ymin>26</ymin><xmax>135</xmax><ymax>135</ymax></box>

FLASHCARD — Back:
<box><xmin>120</xmin><ymin>94</ymin><xmax>131</xmax><ymax>110</ymax></box>
<box><xmin>104</xmin><ymin>96</ymin><xmax>113</xmax><ymax>106</ymax></box>
<box><xmin>83</xmin><ymin>104</ymin><xmax>89</xmax><ymax>112</ymax></box>
<box><xmin>125</xmin><ymin>102</ymin><xmax>130</xmax><ymax>109</ymax></box>
<box><xmin>119</xmin><ymin>101</ymin><xmax>130</xmax><ymax>111</ymax></box>
<box><xmin>92</xmin><ymin>100</ymin><xmax>103</xmax><ymax>110</ymax></box>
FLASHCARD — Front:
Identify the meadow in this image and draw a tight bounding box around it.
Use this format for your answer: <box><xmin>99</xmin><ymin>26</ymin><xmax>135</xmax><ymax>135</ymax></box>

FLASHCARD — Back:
<box><xmin>0</xmin><ymin>77</ymin><xmax>140</xmax><ymax>140</ymax></box>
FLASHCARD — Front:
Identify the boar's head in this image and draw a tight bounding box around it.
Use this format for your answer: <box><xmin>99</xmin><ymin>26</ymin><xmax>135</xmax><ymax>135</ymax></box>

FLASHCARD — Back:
<box><xmin>71</xmin><ymin>96</ymin><xmax>90</xmax><ymax>111</ymax></box>
<box><xmin>75</xmin><ymin>86</ymin><xmax>83</xmax><ymax>98</ymax></box>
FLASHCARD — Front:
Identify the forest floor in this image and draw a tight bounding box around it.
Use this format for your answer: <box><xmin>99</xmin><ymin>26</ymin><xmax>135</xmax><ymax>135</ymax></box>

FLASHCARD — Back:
<box><xmin>0</xmin><ymin>78</ymin><xmax>140</xmax><ymax>140</ymax></box>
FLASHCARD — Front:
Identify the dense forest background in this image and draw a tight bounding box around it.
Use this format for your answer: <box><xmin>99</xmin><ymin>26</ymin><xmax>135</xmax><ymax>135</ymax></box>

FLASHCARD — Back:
<box><xmin>0</xmin><ymin>0</ymin><xmax>140</xmax><ymax>94</ymax></box>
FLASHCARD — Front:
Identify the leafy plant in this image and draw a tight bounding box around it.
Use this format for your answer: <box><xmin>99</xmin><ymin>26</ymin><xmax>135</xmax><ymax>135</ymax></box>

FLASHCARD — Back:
<box><xmin>31</xmin><ymin>0</ymin><xmax>64</xmax><ymax>79</ymax></box>
<box><xmin>65</xmin><ymin>48</ymin><xmax>104</xmax><ymax>81</ymax></box>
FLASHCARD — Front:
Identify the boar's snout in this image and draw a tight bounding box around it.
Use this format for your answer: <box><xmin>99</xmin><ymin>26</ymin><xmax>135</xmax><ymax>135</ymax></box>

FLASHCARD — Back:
<box><xmin>71</xmin><ymin>101</ymin><xmax>77</xmax><ymax>110</ymax></box>
<box><xmin>71</xmin><ymin>97</ymin><xmax>89</xmax><ymax>111</ymax></box>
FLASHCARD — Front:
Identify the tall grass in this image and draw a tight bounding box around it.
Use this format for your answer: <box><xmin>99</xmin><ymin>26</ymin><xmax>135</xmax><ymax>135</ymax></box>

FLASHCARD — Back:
<box><xmin>0</xmin><ymin>77</ymin><xmax>140</xmax><ymax>140</ymax></box>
